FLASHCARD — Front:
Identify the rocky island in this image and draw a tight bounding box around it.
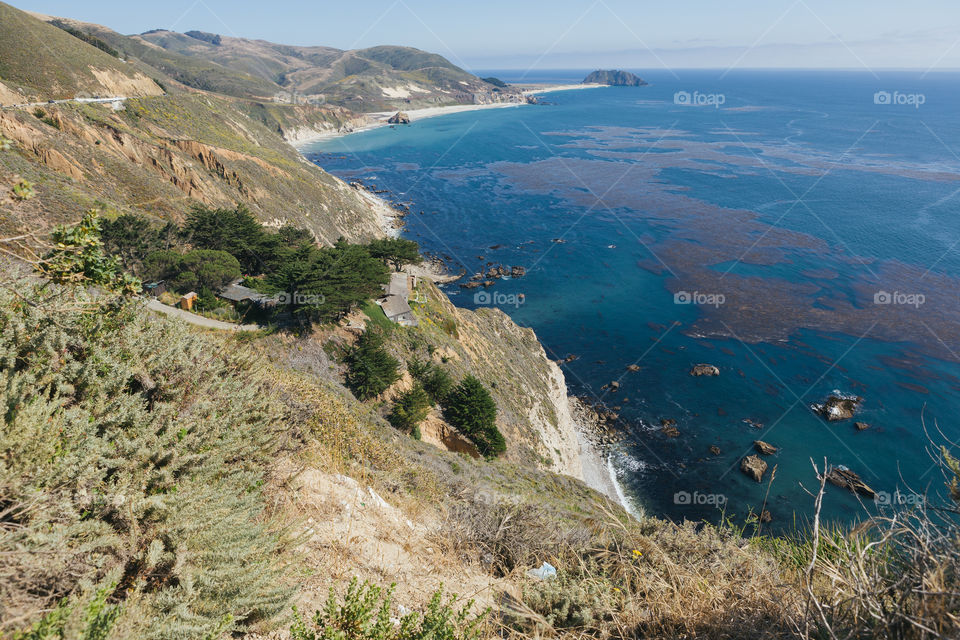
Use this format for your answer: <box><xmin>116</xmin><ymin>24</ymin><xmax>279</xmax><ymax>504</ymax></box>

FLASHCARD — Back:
<box><xmin>583</xmin><ymin>69</ymin><xmax>648</xmax><ymax>86</ymax></box>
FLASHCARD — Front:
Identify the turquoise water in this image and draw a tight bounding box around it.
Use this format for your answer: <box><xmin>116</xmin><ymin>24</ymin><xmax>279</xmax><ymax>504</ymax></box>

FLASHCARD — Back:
<box><xmin>306</xmin><ymin>70</ymin><xmax>960</xmax><ymax>531</ymax></box>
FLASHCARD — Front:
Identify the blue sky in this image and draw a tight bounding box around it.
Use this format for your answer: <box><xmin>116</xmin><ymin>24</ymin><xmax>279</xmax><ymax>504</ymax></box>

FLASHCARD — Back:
<box><xmin>16</xmin><ymin>0</ymin><xmax>960</xmax><ymax>71</ymax></box>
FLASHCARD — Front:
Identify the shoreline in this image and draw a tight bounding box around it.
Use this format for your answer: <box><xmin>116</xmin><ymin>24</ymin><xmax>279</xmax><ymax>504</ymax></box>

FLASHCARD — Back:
<box><xmin>292</xmin><ymin>83</ymin><xmax>605</xmax><ymax>149</ymax></box>
<box><xmin>570</xmin><ymin>398</ymin><xmax>642</xmax><ymax>519</ymax></box>
<box><xmin>292</xmin><ymin>102</ymin><xmax>523</xmax><ymax>149</ymax></box>
<box><xmin>294</xmin><ymin>87</ymin><xmax>642</xmax><ymax>521</ymax></box>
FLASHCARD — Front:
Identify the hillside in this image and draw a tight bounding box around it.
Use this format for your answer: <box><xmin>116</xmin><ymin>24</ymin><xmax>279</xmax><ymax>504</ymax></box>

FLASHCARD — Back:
<box><xmin>132</xmin><ymin>31</ymin><xmax>523</xmax><ymax>111</ymax></box>
<box><xmin>0</xmin><ymin>3</ymin><xmax>389</xmax><ymax>243</ymax></box>
<box><xmin>0</xmin><ymin>2</ymin><xmax>164</xmax><ymax>103</ymax></box>
<box><xmin>25</xmin><ymin>10</ymin><xmax>522</xmax><ymax>112</ymax></box>
<box><xmin>0</xmin><ymin>93</ymin><xmax>386</xmax><ymax>242</ymax></box>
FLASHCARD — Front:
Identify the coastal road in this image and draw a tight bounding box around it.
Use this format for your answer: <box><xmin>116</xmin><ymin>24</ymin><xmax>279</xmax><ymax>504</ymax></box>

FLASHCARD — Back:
<box><xmin>0</xmin><ymin>96</ymin><xmax>133</xmax><ymax>110</ymax></box>
<box><xmin>146</xmin><ymin>299</ymin><xmax>262</xmax><ymax>332</ymax></box>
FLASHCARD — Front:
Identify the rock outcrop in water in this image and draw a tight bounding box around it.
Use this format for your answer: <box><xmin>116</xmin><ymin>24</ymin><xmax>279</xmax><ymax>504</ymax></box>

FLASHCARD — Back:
<box><xmin>741</xmin><ymin>455</ymin><xmax>768</xmax><ymax>482</ymax></box>
<box><xmin>754</xmin><ymin>441</ymin><xmax>778</xmax><ymax>455</ymax></box>
<box><xmin>812</xmin><ymin>395</ymin><xmax>862</xmax><ymax>421</ymax></box>
<box><xmin>825</xmin><ymin>467</ymin><xmax>876</xmax><ymax>499</ymax></box>
<box><xmin>583</xmin><ymin>70</ymin><xmax>648</xmax><ymax>86</ymax></box>
<box><xmin>388</xmin><ymin>111</ymin><xmax>411</xmax><ymax>124</ymax></box>
<box><xmin>690</xmin><ymin>364</ymin><xmax>720</xmax><ymax>377</ymax></box>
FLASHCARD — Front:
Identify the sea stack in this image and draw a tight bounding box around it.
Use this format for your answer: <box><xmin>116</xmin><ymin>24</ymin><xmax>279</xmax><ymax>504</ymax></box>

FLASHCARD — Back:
<box><xmin>583</xmin><ymin>70</ymin><xmax>648</xmax><ymax>86</ymax></box>
<box><xmin>388</xmin><ymin>111</ymin><xmax>411</xmax><ymax>125</ymax></box>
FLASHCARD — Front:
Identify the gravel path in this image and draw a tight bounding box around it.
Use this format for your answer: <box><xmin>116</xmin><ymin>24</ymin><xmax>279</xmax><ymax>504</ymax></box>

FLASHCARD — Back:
<box><xmin>146</xmin><ymin>299</ymin><xmax>261</xmax><ymax>332</ymax></box>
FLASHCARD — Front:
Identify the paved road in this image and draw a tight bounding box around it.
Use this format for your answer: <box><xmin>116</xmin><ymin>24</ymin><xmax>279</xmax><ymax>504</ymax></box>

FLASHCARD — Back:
<box><xmin>0</xmin><ymin>96</ymin><xmax>132</xmax><ymax>110</ymax></box>
<box><xmin>146</xmin><ymin>299</ymin><xmax>261</xmax><ymax>332</ymax></box>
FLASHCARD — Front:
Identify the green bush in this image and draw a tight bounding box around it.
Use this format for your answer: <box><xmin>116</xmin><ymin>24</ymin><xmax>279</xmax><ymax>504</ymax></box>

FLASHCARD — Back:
<box><xmin>441</xmin><ymin>376</ymin><xmax>505</xmax><ymax>457</ymax></box>
<box><xmin>345</xmin><ymin>330</ymin><xmax>400</xmax><ymax>400</ymax></box>
<box><xmin>387</xmin><ymin>383</ymin><xmax>432</xmax><ymax>434</ymax></box>
<box><xmin>290</xmin><ymin>578</ymin><xmax>486</xmax><ymax>640</ymax></box>
<box><xmin>408</xmin><ymin>359</ymin><xmax>454</xmax><ymax>405</ymax></box>
<box><xmin>0</xmin><ymin>283</ymin><xmax>292</xmax><ymax>638</ymax></box>
<box><xmin>12</xmin><ymin>585</ymin><xmax>121</xmax><ymax>640</ymax></box>
<box><xmin>11</xmin><ymin>179</ymin><xmax>35</xmax><ymax>200</ymax></box>
<box><xmin>40</xmin><ymin>211</ymin><xmax>141</xmax><ymax>294</ymax></box>
<box><xmin>0</xmin><ymin>135</ymin><xmax>14</xmax><ymax>151</ymax></box>
<box><xmin>520</xmin><ymin>568</ymin><xmax>619</xmax><ymax>632</ymax></box>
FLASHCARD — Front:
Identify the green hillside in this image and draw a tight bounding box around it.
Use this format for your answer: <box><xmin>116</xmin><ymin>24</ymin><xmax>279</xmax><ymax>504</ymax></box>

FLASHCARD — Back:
<box><xmin>0</xmin><ymin>1</ymin><xmax>163</xmax><ymax>100</ymax></box>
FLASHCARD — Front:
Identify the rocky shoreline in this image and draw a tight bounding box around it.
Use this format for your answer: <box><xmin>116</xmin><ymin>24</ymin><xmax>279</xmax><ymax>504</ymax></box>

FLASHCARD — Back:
<box><xmin>569</xmin><ymin>396</ymin><xmax>641</xmax><ymax>516</ymax></box>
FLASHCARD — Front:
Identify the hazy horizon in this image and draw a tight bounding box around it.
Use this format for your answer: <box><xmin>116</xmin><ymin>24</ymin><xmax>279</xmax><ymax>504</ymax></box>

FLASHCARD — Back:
<box><xmin>14</xmin><ymin>0</ymin><xmax>960</xmax><ymax>76</ymax></box>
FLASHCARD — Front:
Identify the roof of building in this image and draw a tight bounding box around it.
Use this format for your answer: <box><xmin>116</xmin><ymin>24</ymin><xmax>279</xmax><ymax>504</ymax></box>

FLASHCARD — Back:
<box><xmin>381</xmin><ymin>294</ymin><xmax>413</xmax><ymax>319</ymax></box>
<box><xmin>219</xmin><ymin>282</ymin><xmax>269</xmax><ymax>303</ymax></box>
<box><xmin>386</xmin><ymin>272</ymin><xmax>409</xmax><ymax>298</ymax></box>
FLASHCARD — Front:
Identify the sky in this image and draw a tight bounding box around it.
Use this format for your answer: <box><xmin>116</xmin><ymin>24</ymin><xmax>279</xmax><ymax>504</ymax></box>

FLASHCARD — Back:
<box><xmin>15</xmin><ymin>0</ymin><xmax>960</xmax><ymax>72</ymax></box>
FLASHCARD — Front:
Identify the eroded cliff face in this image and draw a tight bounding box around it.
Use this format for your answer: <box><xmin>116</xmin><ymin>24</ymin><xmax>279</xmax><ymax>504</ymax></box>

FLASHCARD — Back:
<box><xmin>392</xmin><ymin>281</ymin><xmax>583</xmax><ymax>479</ymax></box>
<box><xmin>0</xmin><ymin>95</ymin><xmax>386</xmax><ymax>243</ymax></box>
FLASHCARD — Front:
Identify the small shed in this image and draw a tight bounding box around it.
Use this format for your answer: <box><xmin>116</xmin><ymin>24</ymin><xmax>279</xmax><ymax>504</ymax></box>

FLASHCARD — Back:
<box><xmin>143</xmin><ymin>281</ymin><xmax>167</xmax><ymax>297</ymax></box>
<box><xmin>180</xmin><ymin>292</ymin><xmax>198</xmax><ymax>311</ymax></box>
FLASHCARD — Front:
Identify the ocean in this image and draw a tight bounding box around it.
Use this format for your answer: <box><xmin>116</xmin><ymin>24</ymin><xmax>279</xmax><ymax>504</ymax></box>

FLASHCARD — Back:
<box><xmin>304</xmin><ymin>69</ymin><xmax>960</xmax><ymax>532</ymax></box>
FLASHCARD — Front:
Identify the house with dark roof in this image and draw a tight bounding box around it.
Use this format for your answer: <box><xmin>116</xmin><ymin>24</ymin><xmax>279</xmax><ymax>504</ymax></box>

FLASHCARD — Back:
<box><xmin>376</xmin><ymin>272</ymin><xmax>419</xmax><ymax>326</ymax></box>
<box><xmin>218</xmin><ymin>280</ymin><xmax>280</xmax><ymax>308</ymax></box>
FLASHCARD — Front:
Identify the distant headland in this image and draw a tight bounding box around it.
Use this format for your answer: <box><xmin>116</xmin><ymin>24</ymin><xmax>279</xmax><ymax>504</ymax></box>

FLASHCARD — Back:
<box><xmin>583</xmin><ymin>69</ymin><xmax>648</xmax><ymax>86</ymax></box>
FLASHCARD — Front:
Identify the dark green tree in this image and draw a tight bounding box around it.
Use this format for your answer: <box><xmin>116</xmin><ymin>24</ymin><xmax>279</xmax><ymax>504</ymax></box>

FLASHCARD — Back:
<box><xmin>367</xmin><ymin>237</ymin><xmax>421</xmax><ymax>272</ymax></box>
<box><xmin>142</xmin><ymin>249</ymin><xmax>182</xmax><ymax>282</ymax></box>
<box><xmin>100</xmin><ymin>214</ymin><xmax>162</xmax><ymax>272</ymax></box>
<box><xmin>442</xmin><ymin>376</ymin><xmax>505</xmax><ymax>457</ymax></box>
<box><xmin>387</xmin><ymin>383</ymin><xmax>432</xmax><ymax>435</ymax></box>
<box><xmin>177</xmin><ymin>249</ymin><xmax>242</xmax><ymax>292</ymax></box>
<box><xmin>409</xmin><ymin>359</ymin><xmax>454</xmax><ymax>405</ymax></box>
<box><xmin>183</xmin><ymin>204</ymin><xmax>269</xmax><ymax>274</ymax></box>
<box><xmin>344</xmin><ymin>330</ymin><xmax>400</xmax><ymax>401</ymax></box>
<box><xmin>305</xmin><ymin>241</ymin><xmax>389</xmax><ymax>321</ymax></box>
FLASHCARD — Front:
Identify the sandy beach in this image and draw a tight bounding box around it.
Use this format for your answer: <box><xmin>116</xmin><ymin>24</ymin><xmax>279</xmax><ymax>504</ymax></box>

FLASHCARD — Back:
<box><xmin>522</xmin><ymin>83</ymin><xmax>606</xmax><ymax>95</ymax></box>
<box><xmin>292</xmin><ymin>83</ymin><xmax>604</xmax><ymax>148</ymax></box>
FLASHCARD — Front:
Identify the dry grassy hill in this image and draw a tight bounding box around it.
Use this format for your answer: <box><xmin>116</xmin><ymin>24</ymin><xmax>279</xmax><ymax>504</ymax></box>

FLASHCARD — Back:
<box><xmin>0</xmin><ymin>2</ymin><xmax>163</xmax><ymax>103</ymax></box>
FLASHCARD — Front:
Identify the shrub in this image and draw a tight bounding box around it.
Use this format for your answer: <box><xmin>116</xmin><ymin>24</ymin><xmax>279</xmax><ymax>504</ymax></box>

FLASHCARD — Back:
<box><xmin>290</xmin><ymin>578</ymin><xmax>486</xmax><ymax>640</ymax></box>
<box><xmin>0</xmin><ymin>135</ymin><xmax>13</xmax><ymax>151</ymax></box>
<box><xmin>11</xmin><ymin>179</ymin><xmax>35</xmax><ymax>201</ymax></box>
<box><xmin>441</xmin><ymin>376</ymin><xmax>505</xmax><ymax>457</ymax></box>
<box><xmin>521</xmin><ymin>567</ymin><xmax>620</xmax><ymax>632</ymax></box>
<box><xmin>0</xmin><ymin>282</ymin><xmax>292</xmax><ymax>637</ymax></box>
<box><xmin>441</xmin><ymin>317</ymin><xmax>458</xmax><ymax>337</ymax></box>
<box><xmin>344</xmin><ymin>330</ymin><xmax>400</xmax><ymax>400</ymax></box>
<box><xmin>39</xmin><ymin>211</ymin><xmax>141</xmax><ymax>294</ymax></box>
<box><xmin>387</xmin><ymin>383</ymin><xmax>432</xmax><ymax>434</ymax></box>
<box><xmin>11</xmin><ymin>585</ymin><xmax>121</xmax><ymax>640</ymax></box>
<box><xmin>409</xmin><ymin>359</ymin><xmax>454</xmax><ymax>405</ymax></box>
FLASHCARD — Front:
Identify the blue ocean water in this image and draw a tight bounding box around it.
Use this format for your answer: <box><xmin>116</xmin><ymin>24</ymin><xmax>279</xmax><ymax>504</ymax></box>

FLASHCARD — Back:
<box><xmin>306</xmin><ymin>70</ymin><xmax>960</xmax><ymax>531</ymax></box>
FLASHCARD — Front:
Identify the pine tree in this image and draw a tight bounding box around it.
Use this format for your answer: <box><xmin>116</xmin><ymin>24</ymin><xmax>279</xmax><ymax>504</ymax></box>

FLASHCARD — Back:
<box><xmin>387</xmin><ymin>383</ymin><xmax>432</xmax><ymax>434</ymax></box>
<box><xmin>344</xmin><ymin>330</ymin><xmax>401</xmax><ymax>400</ymax></box>
<box><xmin>441</xmin><ymin>376</ymin><xmax>505</xmax><ymax>457</ymax></box>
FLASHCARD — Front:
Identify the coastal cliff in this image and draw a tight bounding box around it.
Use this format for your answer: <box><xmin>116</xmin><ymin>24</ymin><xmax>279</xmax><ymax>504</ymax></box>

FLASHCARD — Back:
<box><xmin>387</xmin><ymin>279</ymin><xmax>584</xmax><ymax>479</ymax></box>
